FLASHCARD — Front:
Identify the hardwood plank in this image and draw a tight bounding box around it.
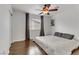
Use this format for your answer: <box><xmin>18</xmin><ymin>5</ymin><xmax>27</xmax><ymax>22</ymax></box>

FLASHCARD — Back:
<box><xmin>72</xmin><ymin>47</ymin><xmax>79</xmax><ymax>55</ymax></box>
<box><xmin>9</xmin><ymin>40</ymin><xmax>46</xmax><ymax>55</ymax></box>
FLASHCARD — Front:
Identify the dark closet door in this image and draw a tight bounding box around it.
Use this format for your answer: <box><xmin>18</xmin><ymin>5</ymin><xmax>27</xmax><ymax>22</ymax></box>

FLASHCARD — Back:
<box><xmin>25</xmin><ymin>13</ymin><xmax>30</xmax><ymax>40</ymax></box>
<box><xmin>40</xmin><ymin>16</ymin><xmax>45</xmax><ymax>36</ymax></box>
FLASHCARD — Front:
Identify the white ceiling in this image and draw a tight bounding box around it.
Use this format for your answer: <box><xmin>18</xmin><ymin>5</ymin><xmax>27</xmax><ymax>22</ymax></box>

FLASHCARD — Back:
<box><xmin>12</xmin><ymin>4</ymin><xmax>59</xmax><ymax>15</ymax></box>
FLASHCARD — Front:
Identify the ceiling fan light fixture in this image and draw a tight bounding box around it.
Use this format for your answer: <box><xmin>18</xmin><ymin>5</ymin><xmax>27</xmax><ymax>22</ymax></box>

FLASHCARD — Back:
<box><xmin>43</xmin><ymin>10</ymin><xmax>48</xmax><ymax>14</ymax></box>
<box><xmin>39</xmin><ymin>4</ymin><xmax>59</xmax><ymax>15</ymax></box>
<box><xmin>42</xmin><ymin>6</ymin><xmax>49</xmax><ymax>14</ymax></box>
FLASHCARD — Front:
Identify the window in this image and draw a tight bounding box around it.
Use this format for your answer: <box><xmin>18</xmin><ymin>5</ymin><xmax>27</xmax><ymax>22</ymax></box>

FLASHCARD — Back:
<box><xmin>30</xmin><ymin>18</ymin><xmax>41</xmax><ymax>30</ymax></box>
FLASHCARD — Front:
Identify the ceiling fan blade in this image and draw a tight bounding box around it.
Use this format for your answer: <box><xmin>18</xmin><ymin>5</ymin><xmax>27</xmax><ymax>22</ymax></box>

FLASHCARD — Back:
<box><xmin>44</xmin><ymin>4</ymin><xmax>51</xmax><ymax>8</ymax></box>
<box><xmin>49</xmin><ymin>9</ymin><xmax>58</xmax><ymax>11</ymax></box>
<box><xmin>39</xmin><ymin>12</ymin><xmax>43</xmax><ymax>15</ymax></box>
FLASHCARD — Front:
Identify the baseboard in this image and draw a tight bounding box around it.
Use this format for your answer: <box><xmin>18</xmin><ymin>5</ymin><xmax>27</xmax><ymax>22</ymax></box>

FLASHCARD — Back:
<box><xmin>0</xmin><ymin>39</ymin><xmax>25</xmax><ymax>55</ymax></box>
<box><xmin>7</xmin><ymin>39</ymin><xmax>25</xmax><ymax>55</ymax></box>
<box><xmin>2</xmin><ymin>44</ymin><xmax>11</xmax><ymax>55</ymax></box>
<box><xmin>8</xmin><ymin>43</ymin><xmax>12</xmax><ymax>55</ymax></box>
<box><xmin>12</xmin><ymin>39</ymin><xmax>25</xmax><ymax>43</ymax></box>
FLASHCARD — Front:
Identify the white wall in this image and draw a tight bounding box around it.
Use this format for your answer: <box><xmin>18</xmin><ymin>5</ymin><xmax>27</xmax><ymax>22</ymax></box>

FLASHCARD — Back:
<box><xmin>55</xmin><ymin>4</ymin><xmax>79</xmax><ymax>39</ymax></box>
<box><xmin>0</xmin><ymin>5</ymin><xmax>11</xmax><ymax>54</ymax></box>
<box><xmin>11</xmin><ymin>10</ymin><xmax>25</xmax><ymax>42</ymax></box>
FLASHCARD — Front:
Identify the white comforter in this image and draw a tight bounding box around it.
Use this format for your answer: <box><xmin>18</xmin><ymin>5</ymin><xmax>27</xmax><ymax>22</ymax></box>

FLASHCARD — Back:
<box><xmin>34</xmin><ymin>35</ymin><xmax>79</xmax><ymax>55</ymax></box>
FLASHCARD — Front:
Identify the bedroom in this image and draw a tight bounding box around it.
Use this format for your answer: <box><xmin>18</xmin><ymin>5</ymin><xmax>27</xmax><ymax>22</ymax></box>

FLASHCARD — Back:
<box><xmin>0</xmin><ymin>4</ymin><xmax>79</xmax><ymax>55</ymax></box>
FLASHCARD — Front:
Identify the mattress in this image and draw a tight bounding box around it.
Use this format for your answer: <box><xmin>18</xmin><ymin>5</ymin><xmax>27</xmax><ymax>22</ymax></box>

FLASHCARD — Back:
<box><xmin>34</xmin><ymin>35</ymin><xmax>79</xmax><ymax>55</ymax></box>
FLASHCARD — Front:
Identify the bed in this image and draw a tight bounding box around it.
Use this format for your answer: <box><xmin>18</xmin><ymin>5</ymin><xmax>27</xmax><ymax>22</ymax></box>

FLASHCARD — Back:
<box><xmin>33</xmin><ymin>32</ymin><xmax>79</xmax><ymax>55</ymax></box>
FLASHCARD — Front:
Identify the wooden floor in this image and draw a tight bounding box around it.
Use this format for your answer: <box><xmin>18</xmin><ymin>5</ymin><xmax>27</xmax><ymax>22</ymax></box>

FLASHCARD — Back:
<box><xmin>9</xmin><ymin>40</ymin><xmax>79</xmax><ymax>55</ymax></box>
<box><xmin>72</xmin><ymin>48</ymin><xmax>79</xmax><ymax>55</ymax></box>
<box><xmin>9</xmin><ymin>40</ymin><xmax>47</xmax><ymax>55</ymax></box>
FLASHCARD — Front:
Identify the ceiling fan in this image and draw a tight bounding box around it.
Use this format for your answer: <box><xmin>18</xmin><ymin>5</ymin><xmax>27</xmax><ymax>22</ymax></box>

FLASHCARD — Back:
<box><xmin>38</xmin><ymin>4</ymin><xmax>59</xmax><ymax>15</ymax></box>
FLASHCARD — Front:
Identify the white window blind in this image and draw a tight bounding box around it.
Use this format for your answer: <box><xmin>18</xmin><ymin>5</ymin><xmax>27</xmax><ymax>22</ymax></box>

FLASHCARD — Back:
<box><xmin>30</xmin><ymin>19</ymin><xmax>41</xmax><ymax>30</ymax></box>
